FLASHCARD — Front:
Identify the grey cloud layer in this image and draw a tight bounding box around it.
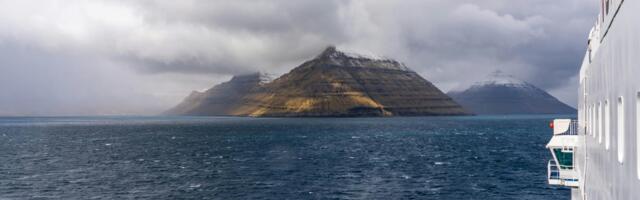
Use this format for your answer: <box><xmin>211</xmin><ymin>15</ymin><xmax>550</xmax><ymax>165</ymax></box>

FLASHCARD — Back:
<box><xmin>0</xmin><ymin>0</ymin><xmax>597</xmax><ymax>115</ymax></box>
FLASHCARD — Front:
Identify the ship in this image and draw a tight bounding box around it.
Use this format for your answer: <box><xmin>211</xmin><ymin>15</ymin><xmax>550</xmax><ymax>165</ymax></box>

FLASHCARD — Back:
<box><xmin>545</xmin><ymin>0</ymin><xmax>640</xmax><ymax>199</ymax></box>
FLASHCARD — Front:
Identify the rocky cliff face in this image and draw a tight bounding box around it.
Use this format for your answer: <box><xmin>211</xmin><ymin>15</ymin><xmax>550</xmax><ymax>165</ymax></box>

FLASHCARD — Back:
<box><xmin>447</xmin><ymin>71</ymin><xmax>576</xmax><ymax>115</ymax></box>
<box><xmin>167</xmin><ymin>46</ymin><xmax>469</xmax><ymax>117</ymax></box>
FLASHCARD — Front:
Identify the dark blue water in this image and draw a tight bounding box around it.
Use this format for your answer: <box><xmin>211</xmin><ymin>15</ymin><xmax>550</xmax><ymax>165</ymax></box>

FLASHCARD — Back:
<box><xmin>0</xmin><ymin>116</ymin><xmax>570</xmax><ymax>199</ymax></box>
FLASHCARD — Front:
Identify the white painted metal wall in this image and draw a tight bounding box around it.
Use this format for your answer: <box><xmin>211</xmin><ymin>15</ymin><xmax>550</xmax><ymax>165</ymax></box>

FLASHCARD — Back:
<box><xmin>578</xmin><ymin>1</ymin><xmax>640</xmax><ymax>199</ymax></box>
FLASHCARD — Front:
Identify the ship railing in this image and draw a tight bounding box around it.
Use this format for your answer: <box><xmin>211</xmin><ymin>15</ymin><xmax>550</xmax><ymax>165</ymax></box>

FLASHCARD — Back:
<box><xmin>547</xmin><ymin>159</ymin><xmax>561</xmax><ymax>181</ymax></box>
<box><xmin>557</xmin><ymin>120</ymin><xmax>579</xmax><ymax>136</ymax></box>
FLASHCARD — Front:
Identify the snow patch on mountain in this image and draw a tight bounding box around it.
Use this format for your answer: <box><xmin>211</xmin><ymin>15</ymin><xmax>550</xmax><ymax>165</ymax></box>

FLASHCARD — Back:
<box><xmin>471</xmin><ymin>70</ymin><xmax>529</xmax><ymax>88</ymax></box>
<box><xmin>335</xmin><ymin>47</ymin><xmax>390</xmax><ymax>61</ymax></box>
<box><xmin>315</xmin><ymin>46</ymin><xmax>411</xmax><ymax>71</ymax></box>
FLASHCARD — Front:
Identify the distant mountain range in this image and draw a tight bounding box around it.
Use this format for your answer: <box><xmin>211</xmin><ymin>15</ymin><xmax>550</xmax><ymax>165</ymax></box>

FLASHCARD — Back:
<box><xmin>447</xmin><ymin>71</ymin><xmax>576</xmax><ymax>115</ymax></box>
<box><xmin>167</xmin><ymin>46</ymin><xmax>469</xmax><ymax>117</ymax></box>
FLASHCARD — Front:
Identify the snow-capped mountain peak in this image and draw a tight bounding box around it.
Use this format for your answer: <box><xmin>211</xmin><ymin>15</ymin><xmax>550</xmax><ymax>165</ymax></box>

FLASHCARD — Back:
<box><xmin>447</xmin><ymin>70</ymin><xmax>576</xmax><ymax>115</ymax></box>
<box><xmin>318</xmin><ymin>46</ymin><xmax>389</xmax><ymax>61</ymax></box>
<box><xmin>471</xmin><ymin>70</ymin><xmax>529</xmax><ymax>88</ymax></box>
<box><xmin>315</xmin><ymin>46</ymin><xmax>411</xmax><ymax>71</ymax></box>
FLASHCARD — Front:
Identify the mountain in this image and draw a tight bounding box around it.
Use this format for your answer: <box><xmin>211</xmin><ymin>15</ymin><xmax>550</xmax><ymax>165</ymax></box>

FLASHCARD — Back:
<box><xmin>167</xmin><ymin>46</ymin><xmax>469</xmax><ymax>117</ymax></box>
<box><xmin>164</xmin><ymin>72</ymin><xmax>272</xmax><ymax>116</ymax></box>
<box><xmin>447</xmin><ymin>71</ymin><xmax>576</xmax><ymax>115</ymax></box>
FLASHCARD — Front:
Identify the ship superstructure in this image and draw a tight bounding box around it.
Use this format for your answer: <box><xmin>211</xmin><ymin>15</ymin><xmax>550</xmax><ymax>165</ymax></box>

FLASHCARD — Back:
<box><xmin>546</xmin><ymin>0</ymin><xmax>640</xmax><ymax>199</ymax></box>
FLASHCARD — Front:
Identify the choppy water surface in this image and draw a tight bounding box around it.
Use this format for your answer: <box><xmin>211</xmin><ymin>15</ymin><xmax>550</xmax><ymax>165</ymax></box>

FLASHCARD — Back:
<box><xmin>0</xmin><ymin>116</ymin><xmax>570</xmax><ymax>199</ymax></box>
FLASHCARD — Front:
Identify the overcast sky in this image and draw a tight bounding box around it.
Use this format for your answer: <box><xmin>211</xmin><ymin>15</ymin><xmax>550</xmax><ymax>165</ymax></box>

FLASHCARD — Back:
<box><xmin>0</xmin><ymin>0</ymin><xmax>599</xmax><ymax>116</ymax></box>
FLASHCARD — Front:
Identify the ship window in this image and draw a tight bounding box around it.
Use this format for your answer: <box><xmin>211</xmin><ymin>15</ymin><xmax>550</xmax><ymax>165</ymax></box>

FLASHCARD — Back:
<box><xmin>592</xmin><ymin>104</ymin><xmax>595</xmax><ymax>138</ymax></box>
<box><xmin>595</xmin><ymin>103</ymin><xmax>599</xmax><ymax>139</ymax></box>
<box><xmin>553</xmin><ymin>148</ymin><xmax>574</xmax><ymax>169</ymax></box>
<box><xmin>637</xmin><ymin>92</ymin><xmax>640</xmax><ymax>179</ymax></box>
<box><xmin>589</xmin><ymin>105</ymin><xmax>592</xmax><ymax>136</ymax></box>
<box><xmin>599</xmin><ymin>102</ymin><xmax>603</xmax><ymax>144</ymax></box>
<box><xmin>593</xmin><ymin>105</ymin><xmax>597</xmax><ymax>138</ymax></box>
<box><xmin>618</xmin><ymin>96</ymin><xmax>625</xmax><ymax>163</ymax></box>
<box><xmin>579</xmin><ymin>105</ymin><xmax>589</xmax><ymax>135</ymax></box>
<box><xmin>606</xmin><ymin>100</ymin><xmax>611</xmax><ymax>150</ymax></box>
<box><xmin>587</xmin><ymin>106</ymin><xmax>591</xmax><ymax>135</ymax></box>
<box><xmin>589</xmin><ymin>106</ymin><xmax>593</xmax><ymax>135</ymax></box>
<box><xmin>586</xmin><ymin>106</ymin><xmax>590</xmax><ymax>135</ymax></box>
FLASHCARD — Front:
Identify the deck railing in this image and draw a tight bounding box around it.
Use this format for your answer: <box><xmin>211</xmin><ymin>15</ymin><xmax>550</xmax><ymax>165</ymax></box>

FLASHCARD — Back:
<box><xmin>558</xmin><ymin>120</ymin><xmax>579</xmax><ymax>135</ymax></box>
<box><xmin>548</xmin><ymin>160</ymin><xmax>560</xmax><ymax>181</ymax></box>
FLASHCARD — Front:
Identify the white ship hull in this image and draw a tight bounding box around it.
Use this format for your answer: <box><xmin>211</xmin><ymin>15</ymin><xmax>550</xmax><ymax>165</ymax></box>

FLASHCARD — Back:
<box><xmin>575</xmin><ymin>0</ymin><xmax>640</xmax><ymax>199</ymax></box>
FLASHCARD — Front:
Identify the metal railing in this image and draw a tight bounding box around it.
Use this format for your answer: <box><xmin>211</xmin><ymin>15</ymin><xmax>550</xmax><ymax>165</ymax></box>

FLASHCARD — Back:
<box><xmin>548</xmin><ymin>160</ymin><xmax>560</xmax><ymax>180</ymax></box>
<box><xmin>558</xmin><ymin>120</ymin><xmax>579</xmax><ymax>135</ymax></box>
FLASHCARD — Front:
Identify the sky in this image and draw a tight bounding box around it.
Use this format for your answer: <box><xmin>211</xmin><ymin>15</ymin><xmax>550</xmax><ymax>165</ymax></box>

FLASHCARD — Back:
<box><xmin>0</xmin><ymin>0</ymin><xmax>599</xmax><ymax>116</ymax></box>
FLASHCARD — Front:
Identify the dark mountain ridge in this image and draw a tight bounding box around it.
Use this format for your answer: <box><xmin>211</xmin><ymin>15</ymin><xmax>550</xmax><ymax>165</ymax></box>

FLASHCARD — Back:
<box><xmin>167</xmin><ymin>46</ymin><xmax>470</xmax><ymax>117</ymax></box>
<box><xmin>447</xmin><ymin>71</ymin><xmax>576</xmax><ymax>115</ymax></box>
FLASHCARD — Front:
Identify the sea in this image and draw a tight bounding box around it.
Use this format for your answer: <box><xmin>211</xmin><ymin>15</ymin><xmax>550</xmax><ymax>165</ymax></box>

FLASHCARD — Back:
<box><xmin>0</xmin><ymin>115</ymin><xmax>572</xmax><ymax>199</ymax></box>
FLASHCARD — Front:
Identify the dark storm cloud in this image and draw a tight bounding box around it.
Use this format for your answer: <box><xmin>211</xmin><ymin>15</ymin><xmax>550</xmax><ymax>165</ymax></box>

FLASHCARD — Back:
<box><xmin>114</xmin><ymin>0</ymin><xmax>351</xmax><ymax>75</ymax></box>
<box><xmin>0</xmin><ymin>0</ymin><xmax>599</xmax><ymax>115</ymax></box>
